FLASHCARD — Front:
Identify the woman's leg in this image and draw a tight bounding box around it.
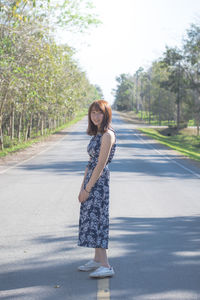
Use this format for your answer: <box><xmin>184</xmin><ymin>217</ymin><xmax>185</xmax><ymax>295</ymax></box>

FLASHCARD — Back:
<box><xmin>94</xmin><ymin>248</ymin><xmax>110</xmax><ymax>268</ymax></box>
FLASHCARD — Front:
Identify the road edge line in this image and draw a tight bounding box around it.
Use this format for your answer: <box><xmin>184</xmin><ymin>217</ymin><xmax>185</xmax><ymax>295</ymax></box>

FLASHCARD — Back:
<box><xmin>135</xmin><ymin>131</ymin><xmax>200</xmax><ymax>179</ymax></box>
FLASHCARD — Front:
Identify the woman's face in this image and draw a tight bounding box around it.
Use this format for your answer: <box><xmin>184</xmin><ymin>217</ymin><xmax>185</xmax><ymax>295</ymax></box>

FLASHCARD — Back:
<box><xmin>90</xmin><ymin>109</ymin><xmax>104</xmax><ymax>128</ymax></box>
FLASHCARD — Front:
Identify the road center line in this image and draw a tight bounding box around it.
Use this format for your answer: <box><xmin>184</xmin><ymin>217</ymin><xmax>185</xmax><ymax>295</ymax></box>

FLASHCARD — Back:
<box><xmin>97</xmin><ymin>278</ymin><xmax>110</xmax><ymax>300</ymax></box>
<box><xmin>135</xmin><ymin>131</ymin><xmax>200</xmax><ymax>179</ymax></box>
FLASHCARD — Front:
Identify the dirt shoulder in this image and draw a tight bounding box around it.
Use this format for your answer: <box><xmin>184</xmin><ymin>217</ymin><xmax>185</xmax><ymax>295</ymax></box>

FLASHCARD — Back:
<box><xmin>118</xmin><ymin>111</ymin><xmax>147</xmax><ymax>126</ymax></box>
<box><xmin>0</xmin><ymin>126</ymin><xmax>73</xmax><ymax>173</ymax></box>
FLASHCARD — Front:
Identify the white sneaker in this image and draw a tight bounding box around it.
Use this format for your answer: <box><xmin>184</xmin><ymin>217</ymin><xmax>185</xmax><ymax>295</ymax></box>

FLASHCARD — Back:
<box><xmin>89</xmin><ymin>266</ymin><xmax>115</xmax><ymax>278</ymax></box>
<box><xmin>78</xmin><ymin>260</ymin><xmax>101</xmax><ymax>272</ymax></box>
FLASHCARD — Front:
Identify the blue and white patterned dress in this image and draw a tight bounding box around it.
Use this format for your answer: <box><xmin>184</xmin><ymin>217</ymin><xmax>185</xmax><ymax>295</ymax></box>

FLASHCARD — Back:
<box><xmin>78</xmin><ymin>128</ymin><xmax>116</xmax><ymax>249</ymax></box>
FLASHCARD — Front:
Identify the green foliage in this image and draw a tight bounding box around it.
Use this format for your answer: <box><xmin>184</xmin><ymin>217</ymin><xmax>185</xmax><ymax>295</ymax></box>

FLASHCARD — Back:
<box><xmin>0</xmin><ymin>0</ymin><xmax>101</xmax><ymax>32</ymax></box>
<box><xmin>53</xmin><ymin>0</ymin><xmax>101</xmax><ymax>32</ymax></box>
<box><xmin>0</xmin><ymin>0</ymin><xmax>102</xmax><ymax>151</ymax></box>
<box><xmin>113</xmin><ymin>21</ymin><xmax>200</xmax><ymax>135</ymax></box>
<box><xmin>113</xmin><ymin>74</ymin><xmax>134</xmax><ymax>111</ymax></box>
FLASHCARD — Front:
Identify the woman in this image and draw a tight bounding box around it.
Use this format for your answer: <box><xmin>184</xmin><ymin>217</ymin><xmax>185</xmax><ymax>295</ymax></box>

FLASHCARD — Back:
<box><xmin>78</xmin><ymin>99</ymin><xmax>116</xmax><ymax>278</ymax></box>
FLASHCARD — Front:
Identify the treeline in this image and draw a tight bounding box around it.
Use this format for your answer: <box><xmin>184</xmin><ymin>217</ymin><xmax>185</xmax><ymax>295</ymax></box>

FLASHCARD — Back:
<box><xmin>113</xmin><ymin>22</ymin><xmax>200</xmax><ymax>135</ymax></box>
<box><xmin>0</xmin><ymin>0</ymin><xmax>102</xmax><ymax>150</ymax></box>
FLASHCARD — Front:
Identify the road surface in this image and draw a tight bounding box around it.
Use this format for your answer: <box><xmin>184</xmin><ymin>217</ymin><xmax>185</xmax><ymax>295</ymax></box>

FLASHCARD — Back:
<box><xmin>0</xmin><ymin>111</ymin><xmax>200</xmax><ymax>300</ymax></box>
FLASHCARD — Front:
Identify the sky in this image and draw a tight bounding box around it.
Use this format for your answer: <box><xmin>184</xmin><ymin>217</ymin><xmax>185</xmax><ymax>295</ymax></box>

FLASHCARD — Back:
<box><xmin>57</xmin><ymin>0</ymin><xmax>200</xmax><ymax>105</ymax></box>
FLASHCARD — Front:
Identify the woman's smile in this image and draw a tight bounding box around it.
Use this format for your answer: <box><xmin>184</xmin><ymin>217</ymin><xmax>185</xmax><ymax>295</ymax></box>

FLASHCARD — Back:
<box><xmin>91</xmin><ymin>110</ymin><xmax>103</xmax><ymax>126</ymax></box>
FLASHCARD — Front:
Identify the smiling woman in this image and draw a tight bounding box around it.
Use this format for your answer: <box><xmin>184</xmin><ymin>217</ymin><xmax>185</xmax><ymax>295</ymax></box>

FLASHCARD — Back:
<box><xmin>87</xmin><ymin>100</ymin><xmax>112</xmax><ymax>135</ymax></box>
<box><xmin>77</xmin><ymin>99</ymin><xmax>116</xmax><ymax>279</ymax></box>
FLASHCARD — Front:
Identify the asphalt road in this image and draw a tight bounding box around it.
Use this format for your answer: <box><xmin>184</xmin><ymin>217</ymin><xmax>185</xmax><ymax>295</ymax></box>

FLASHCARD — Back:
<box><xmin>0</xmin><ymin>111</ymin><xmax>200</xmax><ymax>300</ymax></box>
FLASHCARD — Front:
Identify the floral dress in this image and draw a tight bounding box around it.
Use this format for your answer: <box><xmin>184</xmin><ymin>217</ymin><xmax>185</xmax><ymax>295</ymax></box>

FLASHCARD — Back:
<box><xmin>78</xmin><ymin>128</ymin><xmax>116</xmax><ymax>249</ymax></box>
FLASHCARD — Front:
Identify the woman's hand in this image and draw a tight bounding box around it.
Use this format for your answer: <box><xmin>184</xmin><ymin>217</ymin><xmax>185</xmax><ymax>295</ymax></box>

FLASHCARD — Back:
<box><xmin>78</xmin><ymin>189</ymin><xmax>90</xmax><ymax>203</ymax></box>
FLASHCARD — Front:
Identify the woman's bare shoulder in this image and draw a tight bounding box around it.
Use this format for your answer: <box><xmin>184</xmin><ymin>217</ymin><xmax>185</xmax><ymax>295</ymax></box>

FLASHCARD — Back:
<box><xmin>102</xmin><ymin>129</ymin><xmax>115</xmax><ymax>144</ymax></box>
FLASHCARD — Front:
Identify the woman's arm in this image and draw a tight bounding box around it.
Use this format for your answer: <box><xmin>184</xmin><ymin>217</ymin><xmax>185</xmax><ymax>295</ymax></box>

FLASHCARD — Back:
<box><xmin>80</xmin><ymin>154</ymin><xmax>92</xmax><ymax>190</ymax></box>
<box><xmin>80</xmin><ymin>167</ymin><xmax>88</xmax><ymax>190</ymax></box>
<box><xmin>85</xmin><ymin>131</ymin><xmax>114</xmax><ymax>192</ymax></box>
<box><xmin>78</xmin><ymin>166</ymin><xmax>88</xmax><ymax>202</ymax></box>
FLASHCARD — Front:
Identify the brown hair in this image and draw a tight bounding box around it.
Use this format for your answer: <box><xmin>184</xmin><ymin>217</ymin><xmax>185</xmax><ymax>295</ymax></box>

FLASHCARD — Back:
<box><xmin>87</xmin><ymin>100</ymin><xmax>112</xmax><ymax>136</ymax></box>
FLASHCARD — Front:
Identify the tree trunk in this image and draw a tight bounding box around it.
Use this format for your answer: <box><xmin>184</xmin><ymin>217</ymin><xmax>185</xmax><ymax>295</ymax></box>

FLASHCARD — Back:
<box><xmin>36</xmin><ymin>114</ymin><xmax>40</xmax><ymax>135</ymax></box>
<box><xmin>148</xmin><ymin>86</ymin><xmax>151</xmax><ymax>125</ymax></box>
<box><xmin>176</xmin><ymin>62</ymin><xmax>181</xmax><ymax>129</ymax></box>
<box><xmin>25</xmin><ymin>124</ymin><xmax>29</xmax><ymax>141</ymax></box>
<box><xmin>177</xmin><ymin>96</ymin><xmax>180</xmax><ymax>129</ymax></box>
<box><xmin>10</xmin><ymin>104</ymin><xmax>15</xmax><ymax>140</ymax></box>
<box><xmin>48</xmin><ymin>118</ymin><xmax>52</xmax><ymax>130</ymax></box>
<box><xmin>18</xmin><ymin>112</ymin><xmax>22</xmax><ymax>141</ymax></box>
<box><xmin>158</xmin><ymin>91</ymin><xmax>161</xmax><ymax>126</ymax></box>
<box><xmin>29</xmin><ymin>114</ymin><xmax>33</xmax><ymax>138</ymax></box>
<box><xmin>0</xmin><ymin>115</ymin><xmax>4</xmax><ymax>150</ymax></box>
<box><xmin>24</xmin><ymin>114</ymin><xmax>32</xmax><ymax>141</ymax></box>
<box><xmin>196</xmin><ymin>115</ymin><xmax>200</xmax><ymax>136</ymax></box>
<box><xmin>54</xmin><ymin>119</ymin><xmax>57</xmax><ymax>129</ymax></box>
<box><xmin>41</xmin><ymin>115</ymin><xmax>44</xmax><ymax>136</ymax></box>
<box><xmin>136</xmin><ymin>75</ymin><xmax>139</xmax><ymax>113</ymax></box>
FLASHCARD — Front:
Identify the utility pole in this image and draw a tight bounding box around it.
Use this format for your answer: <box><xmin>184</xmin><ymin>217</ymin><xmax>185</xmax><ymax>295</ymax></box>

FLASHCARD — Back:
<box><xmin>177</xmin><ymin>61</ymin><xmax>181</xmax><ymax>129</ymax></box>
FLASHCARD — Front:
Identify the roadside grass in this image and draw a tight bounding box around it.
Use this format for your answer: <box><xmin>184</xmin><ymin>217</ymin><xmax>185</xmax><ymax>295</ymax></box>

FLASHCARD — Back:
<box><xmin>138</xmin><ymin>128</ymin><xmax>200</xmax><ymax>162</ymax></box>
<box><xmin>0</xmin><ymin>110</ymin><xmax>87</xmax><ymax>157</ymax></box>
<box><xmin>188</xmin><ymin>119</ymin><xmax>196</xmax><ymax>126</ymax></box>
<box><xmin>136</xmin><ymin>111</ymin><xmax>196</xmax><ymax>127</ymax></box>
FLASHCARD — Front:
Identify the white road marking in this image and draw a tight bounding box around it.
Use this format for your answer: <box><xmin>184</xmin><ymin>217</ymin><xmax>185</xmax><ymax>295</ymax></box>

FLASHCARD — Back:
<box><xmin>135</xmin><ymin>131</ymin><xmax>200</xmax><ymax>179</ymax></box>
<box><xmin>97</xmin><ymin>278</ymin><xmax>110</xmax><ymax>300</ymax></box>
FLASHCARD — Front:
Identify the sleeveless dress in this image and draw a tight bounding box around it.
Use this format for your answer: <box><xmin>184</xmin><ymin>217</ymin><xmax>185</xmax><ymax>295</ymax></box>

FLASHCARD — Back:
<box><xmin>78</xmin><ymin>128</ymin><xmax>116</xmax><ymax>249</ymax></box>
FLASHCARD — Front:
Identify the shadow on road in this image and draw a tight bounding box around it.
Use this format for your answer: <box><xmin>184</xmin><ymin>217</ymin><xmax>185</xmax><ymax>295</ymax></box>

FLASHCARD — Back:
<box><xmin>18</xmin><ymin>156</ymin><xmax>197</xmax><ymax>179</ymax></box>
<box><xmin>110</xmin><ymin>158</ymin><xmax>198</xmax><ymax>179</ymax></box>
<box><xmin>1</xmin><ymin>216</ymin><xmax>200</xmax><ymax>299</ymax></box>
<box><xmin>109</xmin><ymin>216</ymin><xmax>200</xmax><ymax>299</ymax></box>
<box><xmin>0</xmin><ymin>230</ymin><xmax>97</xmax><ymax>300</ymax></box>
<box><xmin>18</xmin><ymin>151</ymin><xmax>198</xmax><ymax>181</ymax></box>
<box><xmin>53</xmin><ymin>131</ymin><xmax>86</xmax><ymax>136</ymax></box>
<box><xmin>18</xmin><ymin>161</ymin><xmax>87</xmax><ymax>176</ymax></box>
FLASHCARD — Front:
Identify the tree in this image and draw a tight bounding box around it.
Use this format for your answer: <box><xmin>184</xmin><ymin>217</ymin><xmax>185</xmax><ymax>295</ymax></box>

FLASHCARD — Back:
<box><xmin>134</xmin><ymin>67</ymin><xmax>144</xmax><ymax>113</ymax></box>
<box><xmin>161</xmin><ymin>47</ymin><xmax>187</xmax><ymax>129</ymax></box>
<box><xmin>0</xmin><ymin>0</ymin><xmax>100</xmax><ymax>32</ymax></box>
<box><xmin>94</xmin><ymin>85</ymin><xmax>104</xmax><ymax>99</ymax></box>
<box><xmin>113</xmin><ymin>21</ymin><xmax>200</xmax><ymax>133</ymax></box>
<box><xmin>113</xmin><ymin>74</ymin><xmax>134</xmax><ymax>111</ymax></box>
<box><xmin>0</xmin><ymin>1</ymin><xmax>102</xmax><ymax>150</ymax></box>
<box><xmin>184</xmin><ymin>23</ymin><xmax>200</xmax><ymax>135</ymax></box>
<box><xmin>151</xmin><ymin>60</ymin><xmax>176</xmax><ymax>125</ymax></box>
